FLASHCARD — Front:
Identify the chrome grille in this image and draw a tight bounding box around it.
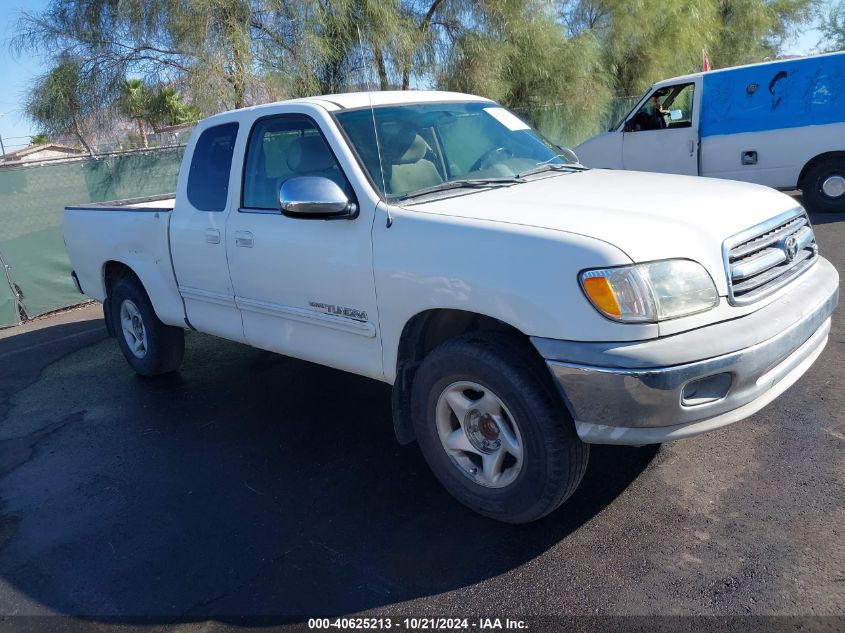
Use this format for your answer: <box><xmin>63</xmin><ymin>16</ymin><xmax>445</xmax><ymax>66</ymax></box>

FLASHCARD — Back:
<box><xmin>723</xmin><ymin>208</ymin><xmax>818</xmax><ymax>305</ymax></box>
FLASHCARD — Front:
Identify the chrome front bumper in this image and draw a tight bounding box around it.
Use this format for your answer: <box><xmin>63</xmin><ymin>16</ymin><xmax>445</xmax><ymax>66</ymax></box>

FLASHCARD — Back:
<box><xmin>533</xmin><ymin>258</ymin><xmax>839</xmax><ymax>445</ymax></box>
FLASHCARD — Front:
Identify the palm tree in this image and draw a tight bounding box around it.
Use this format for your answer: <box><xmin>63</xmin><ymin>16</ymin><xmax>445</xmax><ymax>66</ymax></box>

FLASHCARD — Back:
<box><xmin>25</xmin><ymin>58</ymin><xmax>95</xmax><ymax>156</ymax></box>
<box><xmin>148</xmin><ymin>87</ymin><xmax>201</xmax><ymax>128</ymax></box>
<box><xmin>118</xmin><ymin>79</ymin><xmax>153</xmax><ymax>148</ymax></box>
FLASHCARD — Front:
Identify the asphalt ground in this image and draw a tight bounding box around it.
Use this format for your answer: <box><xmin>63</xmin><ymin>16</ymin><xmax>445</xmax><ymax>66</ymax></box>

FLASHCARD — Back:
<box><xmin>0</xmin><ymin>205</ymin><xmax>843</xmax><ymax>629</ymax></box>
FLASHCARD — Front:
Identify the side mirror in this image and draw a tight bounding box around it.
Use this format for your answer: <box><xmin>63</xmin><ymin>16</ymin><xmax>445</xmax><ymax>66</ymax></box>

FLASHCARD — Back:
<box><xmin>623</xmin><ymin>119</ymin><xmax>635</xmax><ymax>133</ymax></box>
<box><xmin>278</xmin><ymin>176</ymin><xmax>357</xmax><ymax>220</ymax></box>
<box><xmin>669</xmin><ymin>109</ymin><xmax>683</xmax><ymax>121</ymax></box>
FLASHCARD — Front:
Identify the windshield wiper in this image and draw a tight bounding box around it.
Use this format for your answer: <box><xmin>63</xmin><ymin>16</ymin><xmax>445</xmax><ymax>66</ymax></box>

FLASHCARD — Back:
<box><xmin>517</xmin><ymin>163</ymin><xmax>588</xmax><ymax>178</ymax></box>
<box><xmin>398</xmin><ymin>177</ymin><xmax>525</xmax><ymax>201</ymax></box>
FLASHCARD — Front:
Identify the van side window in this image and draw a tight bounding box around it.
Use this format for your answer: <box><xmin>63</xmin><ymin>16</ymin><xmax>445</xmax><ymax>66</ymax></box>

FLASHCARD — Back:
<box><xmin>629</xmin><ymin>83</ymin><xmax>695</xmax><ymax>132</ymax></box>
<box><xmin>187</xmin><ymin>122</ymin><xmax>239</xmax><ymax>212</ymax></box>
<box><xmin>242</xmin><ymin>115</ymin><xmax>352</xmax><ymax>210</ymax></box>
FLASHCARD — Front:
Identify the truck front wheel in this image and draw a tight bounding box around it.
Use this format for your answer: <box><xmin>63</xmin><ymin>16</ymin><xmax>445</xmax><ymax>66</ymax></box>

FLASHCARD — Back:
<box><xmin>110</xmin><ymin>277</ymin><xmax>185</xmax><ymax>376</ymax></box>
<box><xmin>411</xmin><ymin>332</ymin><xmax>588</xmax><ymax>523</ymax></box>
<box><xmin>801</xmin><ymin>157</ymin><xmax>845</xmax><ymax>213</ymax></box>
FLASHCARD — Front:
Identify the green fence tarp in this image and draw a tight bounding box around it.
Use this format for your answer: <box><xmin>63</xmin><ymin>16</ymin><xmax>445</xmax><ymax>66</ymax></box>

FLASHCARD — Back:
<box><xmin>0</xmin><ymin>148</ymin><xmax>184</xmax><ymax>327</ymax></box>
<box><xmin>0</xmin><ymin>255</ymin><xmax>20</xmax><ymax>325</ymax></box>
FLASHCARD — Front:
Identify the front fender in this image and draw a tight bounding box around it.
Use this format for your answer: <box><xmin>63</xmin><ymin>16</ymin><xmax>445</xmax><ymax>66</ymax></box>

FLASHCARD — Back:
<box><xmin>373</xmin><ymin>207</ymin><xmax>657</xmax><ymax>383</ymax></box>
<box><xmin>575</xmin><ymin>131</ymin><xmax>624</xmax><ymax>169</ymax></box>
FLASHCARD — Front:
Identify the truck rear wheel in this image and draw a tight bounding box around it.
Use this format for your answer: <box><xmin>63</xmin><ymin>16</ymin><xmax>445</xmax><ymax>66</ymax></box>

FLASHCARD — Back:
<box><xmin>801</xmin><ymin>157</ymin><xmax>845</xmax><ymax>213</ymax></box>
<box><xmin>411</xmin><ymin>332</ymin><xmax>588</xmax><ymax>523</ymax></box>
<box><xmin>110</xmin><ymin>276</ymin><xmax>184</xmax><ymax>376</ymax></box>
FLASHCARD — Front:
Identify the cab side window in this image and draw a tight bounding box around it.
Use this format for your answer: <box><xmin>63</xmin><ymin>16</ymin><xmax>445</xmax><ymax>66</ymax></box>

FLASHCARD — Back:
<box><xmin>242</xmin><ymin>116</ymin><xmax>352</xmax><ymax>210</ymax></box>
<box><xmin>629</xmin><ymin>83</ymin><xmax>695</xmax><ymax>132</ymax></box>
<box><xmin>187</xmin><ymin>122</ymin><xmax>239</xmax><ymax>211</ymax></box>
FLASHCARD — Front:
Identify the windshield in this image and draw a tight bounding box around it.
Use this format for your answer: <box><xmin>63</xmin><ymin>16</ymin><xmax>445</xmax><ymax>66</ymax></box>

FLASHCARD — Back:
<box><xmin>334</xmin><ymin>101</ymin><xmax>571</xmax><ymax>199</ymax></box>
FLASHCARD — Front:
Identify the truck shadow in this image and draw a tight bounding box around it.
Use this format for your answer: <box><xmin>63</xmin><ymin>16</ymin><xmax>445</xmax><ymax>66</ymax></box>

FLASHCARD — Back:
<box><xmin>794</xmin><ymin>193</ymin><xmax>843</xmax><ymax>226</ymax></box>
<box><xmin>807</xmin><ymin>210</ymin><xmax>844</xmax><ymax>226</ymax></box>
<box><xmin>0</xmin><ymin>326</ymin><xmax>657</xmax><ymax>623</ymax></box>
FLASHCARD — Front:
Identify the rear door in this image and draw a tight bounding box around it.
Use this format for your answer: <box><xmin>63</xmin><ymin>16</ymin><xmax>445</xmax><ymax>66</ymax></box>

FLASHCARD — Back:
<box><xmin>622</xmin><ymin>81</ymin><xmax>701</xmax><ymax>176</ymax></box>
<box><xmin>170</xmin><ymin>121</ymin><xmax>245</xmax><ymax>341</ymax></box>
<box><xmin>225</xmin><ymin>111</ymin><xmax>383</xmax><ymax>379</ymax></box>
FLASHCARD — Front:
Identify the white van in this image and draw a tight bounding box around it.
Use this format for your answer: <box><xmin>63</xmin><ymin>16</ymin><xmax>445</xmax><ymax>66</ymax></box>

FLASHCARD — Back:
<box><xmin>575</xmin><ymin>51</ymin><xmax>845</xmax><ymax>212</ymax></box>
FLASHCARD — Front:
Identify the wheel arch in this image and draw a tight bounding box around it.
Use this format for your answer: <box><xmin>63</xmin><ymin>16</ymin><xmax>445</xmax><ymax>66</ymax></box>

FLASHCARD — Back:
<box><xmin>103</xmin><ymin>260</ymin><xmax>140</xmax><ymax>292</ymax></box>
<box><xmin>100</xmin><ymin>261</ymin><xmax>142</xmax><ymax>337</ymax></box>
<box><xmin>100</xmin><ymin>259</ymin><xmax>186</xmax><ymax>329</ymax></box>
<box><xmin>391</xmin><ymin>308</ymin><xmax>539</xmax><ymax>445</ymax></box>
<box><xmin>798</xmin><ymin>151</ymin><xmax>845</xmax><ymax>189</ymax></box>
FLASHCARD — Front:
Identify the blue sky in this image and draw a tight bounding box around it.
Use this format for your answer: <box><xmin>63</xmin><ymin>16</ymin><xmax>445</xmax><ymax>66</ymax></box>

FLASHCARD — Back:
<box><xmin>0</xmin><ymin>0</ymin><xmax>833</xmax><ymax>152</ymax></box>
<box><xmin>0</xmin><ymin>0</ymin><xmax>50</xmax><ymax>153</ymax></box>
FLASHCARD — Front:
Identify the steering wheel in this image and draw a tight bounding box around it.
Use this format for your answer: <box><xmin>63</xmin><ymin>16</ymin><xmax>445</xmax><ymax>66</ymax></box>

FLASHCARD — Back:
<box><xmin>470</xmin><ymin>146</ymin><xmax>513</xmax><ymax>172</ymax></box>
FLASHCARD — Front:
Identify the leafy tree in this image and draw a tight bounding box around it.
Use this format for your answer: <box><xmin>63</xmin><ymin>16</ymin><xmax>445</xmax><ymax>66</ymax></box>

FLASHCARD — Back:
<box><xmin>13</xmin><ymin>0</ymin><xmax>255</xmax><ymax>112</ymax></box>
<box><xmin>710</xmin><ymin>0</ymin><xmax>817</xmax><ymax>68</ymax></box>
<box><xmin>253</xmin><ymin>0</ymin><xmax>416</xmax><ymax>95</ymax></box>
<box><xmin>13</xmin><ymin>0</ymin><xmax>820</xmax><ymax>151</ymax></box>
<box><xmin>438</xmin><ymin>0</ymin><xmax>612</xmax><ymax>145</ymax></box>
<box><xmin>819</xmin><ymin>1</ymin><xmax>845</xmax><ymax>51</ymax></box>
<box><xmin>25</xmin><ymin>57</ymin><xmax>96</xmax><ymax>156</ymax></box>
<box><xmin>30</xmin><ymin>133</ymin><xmax>50</xmax><ymax>145</ymax></box>
<box><xmin>174</xmin><ymin>0</ymin><xmax>255</xmax><ymax>109</ymax></box>
<box><xmin>558</xmin><ymin>0</ymin><xmax>817</xmax><ymax>96</ymax></box>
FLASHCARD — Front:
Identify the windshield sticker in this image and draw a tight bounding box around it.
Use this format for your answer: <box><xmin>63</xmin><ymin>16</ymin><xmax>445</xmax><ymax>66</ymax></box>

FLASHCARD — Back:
<box><xmin>483</xmin><ymin>107</ymin><xmax>530</xmax><ymax>131</ymax></box>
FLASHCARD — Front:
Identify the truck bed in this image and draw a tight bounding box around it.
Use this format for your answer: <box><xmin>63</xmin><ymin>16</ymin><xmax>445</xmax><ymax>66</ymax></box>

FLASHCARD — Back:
<box><xmin>64</xmin><ymin>193</ymin><xmax>186</xmax><ymax>327</ymax></box>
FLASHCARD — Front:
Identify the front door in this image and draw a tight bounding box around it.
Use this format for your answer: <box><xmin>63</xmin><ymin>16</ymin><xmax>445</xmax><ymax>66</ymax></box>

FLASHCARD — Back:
<box><xmin>226</xmin><ymin>113</ymin><xmax>383</xmax><ymax>380</ymax></box>
<box><xmin>170</xmin><ymin>121</ymin><xmax>245</xmax><ymax>342</ymax></box>
<box><xmin>622</xmin><ymin>82</ymin><xmax>700</xmax><ymax>176</ymax></box>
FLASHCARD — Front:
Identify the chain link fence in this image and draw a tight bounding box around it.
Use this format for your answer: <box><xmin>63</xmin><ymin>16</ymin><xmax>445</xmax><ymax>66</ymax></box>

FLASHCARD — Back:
<box><xmin>0</xmin><ymin>147</ymin><xmax>184</xmax><ymax>327</ymax></box>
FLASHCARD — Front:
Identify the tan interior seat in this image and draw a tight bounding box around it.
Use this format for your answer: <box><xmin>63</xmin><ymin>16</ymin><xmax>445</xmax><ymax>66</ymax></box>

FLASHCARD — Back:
<box><xmin>389</xmin><ymin>134</ymin><xmax>443</xmax><ymax>196</ymax></box>
<box><xmin>287</xmin><ymin>135</ymin><xmax>337</xmax><ymax>176</ymax></box>
<box><xmin>284</xmin><ymin>134</ymin><xmax>350</xmax><ymax>195</ymax></box>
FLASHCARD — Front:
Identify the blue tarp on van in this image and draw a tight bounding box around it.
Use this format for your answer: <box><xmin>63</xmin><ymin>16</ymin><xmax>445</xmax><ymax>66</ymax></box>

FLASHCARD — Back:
<box><xmin>700</xmin><ymin>52</ymin><xmax>845</xmax><ymax>138</ymax></box>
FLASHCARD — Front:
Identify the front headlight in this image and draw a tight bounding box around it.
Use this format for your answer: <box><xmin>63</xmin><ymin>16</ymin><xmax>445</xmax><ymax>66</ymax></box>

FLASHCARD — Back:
<box><xmin>580</xmin><ymin>259</ymin><xmax>718</xmax><ymax>322</ymax></box>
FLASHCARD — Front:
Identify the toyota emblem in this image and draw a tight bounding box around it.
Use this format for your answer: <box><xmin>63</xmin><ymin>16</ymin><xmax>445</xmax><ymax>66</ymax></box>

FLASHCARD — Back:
<box><xmin>784</xmin><ymin>235</ymin><xmax>799</xmax><ymax>261</ymax></box>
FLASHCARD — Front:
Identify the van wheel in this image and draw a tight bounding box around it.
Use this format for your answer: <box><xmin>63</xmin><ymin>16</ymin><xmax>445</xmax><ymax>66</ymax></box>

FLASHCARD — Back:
<box><xmin>801</xmin><ymin>157</ymin><xmax>845</xmax><ymax>213</ymax></box>
<box><xmin>411</xmin><ymin>332</ymin><xmax>589</xmax><ymax>524</ymax></box>
<box><xmin>110</xmin><ymin>276</ymin><xmax>184</xmax><ymax>376</ymax></box>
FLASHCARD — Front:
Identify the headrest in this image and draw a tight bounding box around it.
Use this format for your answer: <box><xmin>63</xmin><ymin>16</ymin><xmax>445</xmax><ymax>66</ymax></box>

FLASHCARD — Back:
<box><xmin>381</xmin><ymin>123</ymin><xmax>430</xmax><ymax>165</ymax></box>
<box><xmin>395</xmin><ymin>134</ymin><xmax>429</xmax><ymax>164</ymax></box>
<box><xmin>287</xmin><ymin>135</ymin><xmax>336</xmax><ymax>172</ymax></box>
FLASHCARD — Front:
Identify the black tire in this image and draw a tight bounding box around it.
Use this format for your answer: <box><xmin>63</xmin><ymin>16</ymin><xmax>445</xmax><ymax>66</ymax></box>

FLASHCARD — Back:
<box><xmin>110</xmin><ymin>276</ymin><xmax>184</xmax><ymax>376</ymax></box>
<box><xmin>411</xmin><ymin>332</ymin><xmax>589</xmax><ymax>523</ymax></box>
<box><xmin>801</xmin><ymin>157</ymin><xmax>845</xmax><ymax>213</ymax></box>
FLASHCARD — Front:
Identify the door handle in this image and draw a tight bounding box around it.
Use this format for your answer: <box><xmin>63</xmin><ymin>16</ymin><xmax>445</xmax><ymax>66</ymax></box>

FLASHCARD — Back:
<box><xmin>688</xmin><ymin>139</ymin><xmax>695</xmax><ymax>156</ymax></box>
<box><xmin>235</xmin><ymin>231</ymin><xmax>254</xmax><ymax>248</ymax></box>
<box><xmin>205</xmin><ymin>228</ymin><xmax>220</xmax><ymax>244</ymax></box>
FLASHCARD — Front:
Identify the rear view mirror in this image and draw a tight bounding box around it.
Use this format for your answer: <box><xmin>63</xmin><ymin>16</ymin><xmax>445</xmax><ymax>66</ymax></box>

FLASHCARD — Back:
<box><xmin>278</xmin><ymin>176</ymin><xmax>357</xmax><ymax>220</ymax></box>
<box><xmin>669</xmin><ymin>109</ymin><xmax>683</xmax><ymax>121</ymax></box>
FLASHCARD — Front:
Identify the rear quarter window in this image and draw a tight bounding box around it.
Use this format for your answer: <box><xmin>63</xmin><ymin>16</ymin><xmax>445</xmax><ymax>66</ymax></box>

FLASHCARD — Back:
<box><xmin>187</xmin><ymin>122</ymin><xmax>239</xmax><ymax>211</ymax></box>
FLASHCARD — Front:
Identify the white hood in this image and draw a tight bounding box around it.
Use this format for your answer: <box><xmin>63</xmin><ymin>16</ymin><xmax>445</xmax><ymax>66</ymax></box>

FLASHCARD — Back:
<box><xmin>405</xmin><ymin>169</ymin><xmax>800</xmax><ymax>295</ymax></box>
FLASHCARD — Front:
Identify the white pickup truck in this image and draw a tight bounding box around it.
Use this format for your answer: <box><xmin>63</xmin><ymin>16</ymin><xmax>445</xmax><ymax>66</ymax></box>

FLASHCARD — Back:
<box><xmin>65</xmin><ymin>91</ymin><xmax>839</xmax><ymax>523</ymax></box>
